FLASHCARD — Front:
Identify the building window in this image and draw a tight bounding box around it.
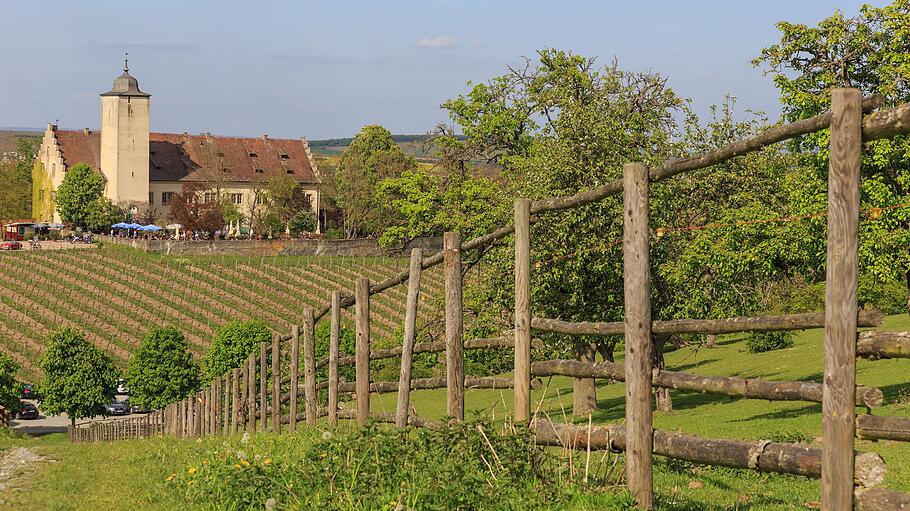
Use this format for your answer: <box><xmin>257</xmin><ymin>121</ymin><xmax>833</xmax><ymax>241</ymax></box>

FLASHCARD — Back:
<box><xmin>255</xmin><ymin>195</ymin><xmax>266</xmax><ymax>205</ymax></box>
<box><xmin>162</xmin><ymin>191</ymin><xmax>174</xmax><ymax>205</ymax></box>
<box><xmin>149</xmin><ymin>192</ymin><xmax>155</xmax><ymax>205</ymax></box>
<box><xmin>230</xmin><ymin>193</ymin><xmax>243</xmax><ymax>205</ymax></box>
<box><xmin>204</xmin><ymin>192</ymin><xmax>217</xmax><ymax>204</ymax></box>
<box><xmin>280</xmin><ymin>154</ymin><xmax>289</xmax><ymax>160</ymax></box>
<box><xmin>249</xmin><ymin>152</ymin><xmax>257</xmax><ymax>158</ymax></box>
<box><xmin>255</xmin><ymin>168</ymin><xmax>264</xmax><ymax>174</ymax></box>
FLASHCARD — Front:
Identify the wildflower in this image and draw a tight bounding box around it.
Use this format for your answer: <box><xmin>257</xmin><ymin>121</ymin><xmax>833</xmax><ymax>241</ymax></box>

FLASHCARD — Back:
<box><xmin>321</xmin><ymin>430</ymin><xmax>332</xmax><ymax>441</ymax></box>
<box><xmin>187</xmin><ymin>480</ymin><xmax>196</xmax><ymax>486</ymax></box>
<box><xmin>241</xmin><ymin>432</ymin><xmax>251</xmax><ymax>444</ymax></box>
<box><xmin>263</xmin><ymin>458</ymin><xmax>272</xmax><ymax>465</ymax></box>
<box><xmin>188</xmin><ymin>467</ymin><xmax>197</xmax><ymax>475</ymax></box>
<box><xmin>241</xmin><ymin>459</ymin><xmax>251</xmax><ymax>467</ymax></box>
<box><xmin>234</xmin><ymin>464</ymin><xmax>242</xmax><ymax>470</ymax></box>
<box><xmin>237</xmin><ymin>450</ymin><xmax>247</xmax><ymax>460</ymax></box>
<box><xmin>255</xmin><ymin>454</ymin><xmax>262</xmax><ymax>461</ymax></box>
<box><xmin>165</xmin><ymin>474</ymin><xmax>175</xmax><ymax>482</ymax></box>
<box><xmin>265</xmin><ymin>497</ymin><xmax>277</xmax><ymax>510</ymax></box>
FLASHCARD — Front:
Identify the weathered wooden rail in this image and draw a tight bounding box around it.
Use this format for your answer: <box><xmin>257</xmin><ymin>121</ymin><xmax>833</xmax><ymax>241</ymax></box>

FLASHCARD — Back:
<box><xmin>69</xmin><ymin>90</ymin><xmax>910</xmax><ymax>510</ymax></box>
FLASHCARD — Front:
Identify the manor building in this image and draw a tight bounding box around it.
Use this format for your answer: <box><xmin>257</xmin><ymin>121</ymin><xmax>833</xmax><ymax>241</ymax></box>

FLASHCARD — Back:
<box><xmin>33</xmin><ymin>62</ymin><xmax>321</xmax><ymax>225</ymax></box>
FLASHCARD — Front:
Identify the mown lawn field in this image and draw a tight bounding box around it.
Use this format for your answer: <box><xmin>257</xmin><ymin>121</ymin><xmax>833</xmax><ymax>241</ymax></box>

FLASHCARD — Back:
<box><xmin>1</xmin><ymin>315</ymin><xmax>907</xmax><ymax>510</ymax></box>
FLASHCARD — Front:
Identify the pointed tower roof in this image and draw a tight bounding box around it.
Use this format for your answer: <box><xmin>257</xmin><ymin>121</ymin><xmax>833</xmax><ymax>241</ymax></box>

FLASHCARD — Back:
<box><xmin>100</xmin><ymin>54</ymin><xmax>150</xmax><ymax>97</ymax></box>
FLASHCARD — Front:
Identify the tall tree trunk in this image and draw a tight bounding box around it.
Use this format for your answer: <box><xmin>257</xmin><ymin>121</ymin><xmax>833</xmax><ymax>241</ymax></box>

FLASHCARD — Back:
<box><xmin>572</xmin><ymin>340</ymin><xmax>597</xmax><ymax>416</ymax></box>
<box><xmin>596</xmin><ymin>341</ymin><xmax>616</xmax><ymax>363</ymax></box>
<box><xmin>653</xmin><ymin>336</ymin><xmax>672</xmax><ymax>412</ymax></box>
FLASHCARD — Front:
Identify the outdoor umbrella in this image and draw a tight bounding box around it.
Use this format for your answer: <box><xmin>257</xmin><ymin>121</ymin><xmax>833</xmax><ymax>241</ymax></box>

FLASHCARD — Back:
<box><xmin>126</xmin><ymin>223</ymin><xmax>143</xmax><ymax>229</ymax></box>
<box><xmin>47</xmin><ymin>223</ymin><xmax>65</xmax><ymax>229</ymax></box>
<box><xmin>139</xmin><ymin>225</ymin><xmax>162</xmax><ymax>231</ymax></box>
<box><xmin>111</xmin><ymin>222</ymin><xmax>129</xmax><ymax>228</ymax></box>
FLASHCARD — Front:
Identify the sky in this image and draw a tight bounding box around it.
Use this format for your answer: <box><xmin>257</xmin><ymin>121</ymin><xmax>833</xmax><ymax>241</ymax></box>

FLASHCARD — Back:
<box><xmin>0</xmin><ymin>1</ymin><xmax>889</xmax><ymax>140</ymax></box>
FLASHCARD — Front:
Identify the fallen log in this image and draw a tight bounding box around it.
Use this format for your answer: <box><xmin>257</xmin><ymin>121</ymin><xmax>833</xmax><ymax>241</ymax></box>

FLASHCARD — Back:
<box><xmin>337</xmin><ymin>409</ymin><xmax>439</xmax><ymax>428</ymax></box>
<box><xmin>531</xmin><ymin>310</ymin><xmax>883</xmax><ymax>336</ymax></box>
<box><xmin>855</xmin><ymin>487</ymin><xmax>910</xmax><ymax>510</ymax></box>
<box><xmin>530</xmin><ymin>359</ymin><xmax>883</xmax><ymax>407</ymax></box>
<box><xmin>858</xmin><ymin>332</ymin><xmax>910</xmax><ymax>360</ymax></box>
<box><xmin>857</xmin><ymin>415</ymin><xmax>910</xmax><ymax>442</ymax></box>
<box><xmin>533</xmin><ymin>420</ymin><xmax>886</xmax><ymax>487</ymax></box>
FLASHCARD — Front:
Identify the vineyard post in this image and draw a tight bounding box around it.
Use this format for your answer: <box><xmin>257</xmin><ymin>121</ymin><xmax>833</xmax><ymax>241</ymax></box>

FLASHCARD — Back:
<box><xmin>444</xmin><ymin>232</ymin><xmax>464</xmax><ymax>421</ymax></box>
<box><xmin>290</xmin><ymin>325</ymin><xmax>300</xmax><ymax>432</ymax></box>
<box><xmin>200</xmin><ymin>389</ymin><xmax>207</xmax><ymax>437</ymax></box>
<box><xmin>303</xmin><ymin>308</ymin><xmax>318</xmax><ymax>426</ymax></box>
<box><xmin>271</xmin><ymin>333</ymin><xmax>281</xmax><ymax>433</ymax></box>
<box><xmin>395</xmin><ymin>248</ymin><xmax>423</xmax><ymax>427</ymax></box>
<box><xmin>329</xmin><ymin>291</ymin><xmax>341</xmax><ymax>426</ymax></box>
<box><xmin>231</xmin><ymin>367</ymin><xmax>240</xmax><ymax>433</ymax></box>
<box><xmin>822</xmin><ymin>87</ymin><xmax>862</xmax><ymax>511</ymax></box>
<box><xmin>260</xmin><ymin>341</ymin><xmax>267</xmax><ymax>431</ymax></box>
<box><xmin>247</xmin><ymin>355</ymin><xmax>256</xmax><ymax>431</ymax></box>
<box><xmin>223</xmin><ymin>372</ymin><xmax>230</xmax><ymax>436</ymax></box>
<box><xmin>240</xmin><ymin>358</ymin><xmax>249</xmax><ymax>432</ymax></box>
<box><xmin>355</xmin><ymin>278</ymin><xmax>371</xmax><ymax>425</ymax></box>
<box><xmin>514</xmin><ymin>198</ymin><xmax>531</xmax><ymax>423</ymax></box>
<box><xmin>623</xmin><ymin>162</ymin><xmax>653</xmax><ymax>509</ymax></box>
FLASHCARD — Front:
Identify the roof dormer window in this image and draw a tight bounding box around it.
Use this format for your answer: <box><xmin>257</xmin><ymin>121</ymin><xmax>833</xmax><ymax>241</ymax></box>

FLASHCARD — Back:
<box><xmin>280</xmin><ymin>154</ymin><xmax>289</xmax><ymax>160</ymax></box>
<box><xmin>286</xmin><ymin>169</ymin><xmax>295</xmax><ymax>175</ymax></box>
<box><xmin>249</xmin><ymin>152</ymin><xmax>257</xmax><ymax>158</ymax></box>
<box><xmin>255</xmin><ymin>168</ymin><xmax>264</xmax><ymax>174</ymax></box>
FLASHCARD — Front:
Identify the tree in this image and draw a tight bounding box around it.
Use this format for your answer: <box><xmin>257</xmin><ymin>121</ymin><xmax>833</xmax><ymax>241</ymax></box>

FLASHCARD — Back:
<box><xmin>125</xmin><ymin>327</ymin><xmax>200</xmax><ymax>410</ymax></box>
<box><xmin>202</xmin><ymin>320</ymin><xmax>271</xmax><ymax>380</ymax></box>
<box><xmin>0</xmin><ymin>136</ymin><xmax>36</xmax><ymax>220</ymax></box>
<box><xmin>55</xmin><ymin>163</ymin><xmax>105</xmax><ymax>229</ymax></box>
<box><xmin>169</xmin><ymin>182</ymin><xmax>224</xmax><ymax>236</ymax></box>
<box><xmin>0</xmin><ymin>353</ymin><xmax>21</xmax><ymax>415</ymax></box>
<box><xmin>334</xmin><ymin>125</ymin><xmax>415</xmax><ymax>237</ymax></box>
<box><xmin>85</xmin><ymin>196</ymin><xmax>123</xmax><ymax>232</ymax></box>
<box><xmin>754</xmin><ymin>0</ymin><xmax>910</xmax><ymax>311</ymax></box>
<box><xmin>37</xmin><ymin>328</ymin><xmax>119</xmax><ymax>427</ymax></box>
<box><xmin>288</xmin><ymin>210</ymin><xmax>317</xmax><ymax>236</ymax></box>
<box><xmin>267</xmin><ymin>175</ymin><xmax>312</xmax><ymax>235</ymax></box>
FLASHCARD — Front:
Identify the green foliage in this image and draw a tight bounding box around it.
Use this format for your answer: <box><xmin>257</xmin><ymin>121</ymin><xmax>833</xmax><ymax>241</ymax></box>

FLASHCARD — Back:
<box><xmin>170</xmin><ymin>420</ymin><xmax>579</xmax><ymax>510</ymax></box>
<box><xmin>267</xmin><ymin>175</ymin><xmax>312</xmax><ymax>233</ymax></box>
<box><xmin>37</xmin><ymin>328</ymin><xmax>118</xmax><ymax>424</ymax></box>
<box><xmin>55</xmin><ymin>163</ymin><xmax>105</xmax><ymax>229</ymax></box>
<box><xmin>0</xmin><ymin>353</ymin><xmax>21</xmax><ymax>414</ymax></box>
<box><xmin>332</xmin><ymin>124</ymin><xmax>416</xmax><ymax>237</ymax></box>
<box><xmin>125</xmin><ymin>327</ymin><xmax>201</xmax><ymax>409</ymax></box>
<box><xmin>288</xmin><ymin>210</ymin><xmax>316</xmax><ymax>236</ymax></box>
<box><xmin>203</xmin><ymin>320</ymin><xmax>271</xmax><ymax>381</ymax></box>
<box><xmin>85</xmin><ymin>196</ymin><xmax>123</xmax><ymax>232</ymax></box>
<box><xmin>746</xmin><ymin>331</ymin><xmax>795</xmax><ymax>353</ymax></box>
<box><xmin>313</xmin><ymin>321</ymin><xmax>356</xmax><ymax>383</ymax></box>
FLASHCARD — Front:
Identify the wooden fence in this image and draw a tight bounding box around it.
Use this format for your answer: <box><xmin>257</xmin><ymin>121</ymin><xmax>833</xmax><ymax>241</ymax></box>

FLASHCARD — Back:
<box><xmin>68</xmin><ymin>410</ymin><xmax>166</xmax><ymax>442</ymax></box>
<box><xmin>70</xmin><ymin>88</ymin><xmax>910</xmax><ymax>510</ymax></box>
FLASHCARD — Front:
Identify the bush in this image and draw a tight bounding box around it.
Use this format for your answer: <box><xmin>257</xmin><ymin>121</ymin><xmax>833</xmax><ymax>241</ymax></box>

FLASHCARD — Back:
<box><xmin>126</xmin><ymin>327</ymin><xmax>200</xmax><ymax>409</ymax></box>
<box><xmin>313</xmin><ymin>321</ymin><xmax>356</xmax><ymax>383</ymax></box>
<box><xmin>0</xmin><ymin>353</ymin><xmax>21</xmax><ymax>414</ymax></box>
<box><xmin>746</xmin><ymin>331</ymin><xmax>795</xmax><ymax>353</ymax></box>
<box><xmin>288</xmin><ymin>210</ymin><xmax>316</xmax><ymax>236</ymax></box>
<box><xmin>203</xmin><ymin>320</ymin><xmax>272</xmax><ymax>380</ymax></box>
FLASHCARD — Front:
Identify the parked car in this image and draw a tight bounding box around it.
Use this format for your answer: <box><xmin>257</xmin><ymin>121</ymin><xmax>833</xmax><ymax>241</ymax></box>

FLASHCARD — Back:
<box><xmin>16</xmin><ymin>401</ymin><xmax>39</xmax><ymax>420</ymax></box>
<box><xmin>0</xmin><ymin>241</ymin><xmax>22</xmax><ymax>251</ymax></box>
<box><xmin>128</xmin><ymin>401</ymin><xmax>148</xmax><ymax>414</ymax></box>
<box><xmin>104</xmin><ymin>400</ymin><xmax>129</xmax><ymax>416</ymax></box>
<box><xmin>117</xmin><ymin>378</ymin><xmax>129</xmax><ymax>395</ymax></box>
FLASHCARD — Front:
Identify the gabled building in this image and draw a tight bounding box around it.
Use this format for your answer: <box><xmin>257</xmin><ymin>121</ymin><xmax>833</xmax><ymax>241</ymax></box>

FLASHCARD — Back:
<box><xmin>33</xmin><ymin>61</ymin><xmax>321</xmax><ymax>226</ymax></box>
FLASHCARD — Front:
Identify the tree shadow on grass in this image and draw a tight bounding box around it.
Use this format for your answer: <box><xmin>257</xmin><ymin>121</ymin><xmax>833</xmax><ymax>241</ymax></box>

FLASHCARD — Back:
<box><xmin>732</xmin><ymin>402</ymin><xmax>821</xmax><ymax>422</ymax></box>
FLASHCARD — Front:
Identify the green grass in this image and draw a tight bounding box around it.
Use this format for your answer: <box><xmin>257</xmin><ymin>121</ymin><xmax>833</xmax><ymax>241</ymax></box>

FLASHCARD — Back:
<box><xmin>2</xmin><ymin>315</ymin><xmax>908</xmax><ymax>510</ymax></box>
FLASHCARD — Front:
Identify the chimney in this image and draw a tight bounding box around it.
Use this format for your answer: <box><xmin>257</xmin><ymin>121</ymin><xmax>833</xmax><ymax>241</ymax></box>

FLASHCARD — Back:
<box><xmin>262</xmin><ymin>134</ymin><xmax>269</xmax><ymax>141</ymax></box>
<box><xmin>83</xmin><ymin>128</ymin><xmax>90</xmax><ymax>135</ymax></box>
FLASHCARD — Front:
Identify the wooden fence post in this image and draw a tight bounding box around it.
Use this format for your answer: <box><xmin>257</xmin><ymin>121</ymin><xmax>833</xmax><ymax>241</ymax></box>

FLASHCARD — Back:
<box><xmin>444</xmin><ymin>232</ymin><xmax>464</xmax><ymax>421</ymax></box>
<box><xmin>355</xmin><ymin>278</ymin><xmax>371</xmax><ymax>425</ymax></box>
<box><xmin>514</xmin><ymin>198</ymin><xmax>531</xmax><ymax>423</ymax></box>
<box><xmin>395</xmin><ymin>248</ymin><xmax>423</xmax><ymax>427</ymax></box>
<box><xmin>271</xmin><ymin>333</ymin><xmax>281</xmax><ymax>433</ymax></box>
<box><xmin>623</xmin><ymin>162</ymin><xmax>653</xmax><ymax>509</ymax></box>
<box><xmin>200</xmin><ymin>389</ymin><xmax>207</xmax><ymax>437</ymax></box>
<box><xmin>240</xmin><ymin>358</ymin><xmax>249</xmax><ymax>432</ymax></box>
<box><xmin>223</xmin><ymin>372</ymin><xmax>230</xmax><ymax>436</ymax></box>
<box><xmin>822</xmin><ymin>87</ymin><xmax>862</xmax><ymax>511</ymax></box>
<box><xmin>247</xmin><ymin>355</ymin><xmax>256</xmax><ymax>431</ymax></box>
<box><xmin>231</xmin><ymin>367</ymin><xmax>240</xmax><ymax>434</ymax></box>
<box><xmin>303</xmin><ymin>308</ymin><xmax>318</xmax><ymax>426</ymax></box>
<box><xmin>290</xmin><ymin>325</ymin><xmax>300</xmax><ymax>432</ymax></box>
<box><xmin>329</xmin><ymin>291</ymin><xmax>341</xmax><ymax>427</ymax></box>
<box><xmin>260</xmin><ymin>341</ymin><xmax>267</xmax><ymax>432</ymax></box>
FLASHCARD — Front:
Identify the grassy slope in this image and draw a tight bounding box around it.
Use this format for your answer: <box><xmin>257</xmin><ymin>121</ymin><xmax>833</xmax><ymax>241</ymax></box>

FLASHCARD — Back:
<box><xmin>2</xmin><ymin>315</ymin><xmax>908</xmax><ymax>510</ymax></box>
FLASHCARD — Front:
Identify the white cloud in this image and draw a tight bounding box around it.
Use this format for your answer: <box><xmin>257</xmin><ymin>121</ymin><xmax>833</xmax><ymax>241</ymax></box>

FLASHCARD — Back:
<box><xmin>417</xmin><ymin>36</ymin><xmax>457</xmax><ymax>49</ymax></box>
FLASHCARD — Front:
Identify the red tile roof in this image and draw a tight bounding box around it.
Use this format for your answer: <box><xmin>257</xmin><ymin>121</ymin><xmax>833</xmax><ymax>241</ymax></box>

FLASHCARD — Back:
<box><xmin>54</xmin><ymin>130</ymin><xmax>319</xmax><ymax>185</ymax></box>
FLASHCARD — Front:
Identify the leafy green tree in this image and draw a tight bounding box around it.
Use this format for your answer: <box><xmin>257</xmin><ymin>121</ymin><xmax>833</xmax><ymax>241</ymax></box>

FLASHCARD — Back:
<box><xmin>125</xmin><ymin>327</ymin><xmax>200</xmax><ymax>410</ymax></box>
<box><xmin>37</xmin><ymin>328</ymin><xmax>118</xmax><ymax>427</ymax></box>
<box><xmin>85</xmin><ymin>196</ymin><xmax>123</xmax><ymax>232</ymax></box>
<box><xmin>334</xmin><ymin>125</ymin><xmax>415</xmax><ymax>237</ymax></box>
<box><xmin>0</xmin><ymin>353</ymin><xmax>21</xmax><ymax>415</ymax></box>
<box><xmin>56</xmin><ymin>163</ymin><xmax>105</xmax><ymax>229</ymax></box>
<box><xmin>0</xmin><ymin>137</ymin><xmax>37</xmax><ymax>220</ymax></box>
<box><xmin>754</xmin><ymin>0</ymin><xmax>910</xmax><ymax>311</ymax></box>
<box><xmin>288</xmin><ymin>210</ymin><xmax>317</xmax><ymax>236</ymax></box>
<box><xmin>202</xmin><ymin>320</ymin><xmax>271</xmax><ymax>380</ymax></box>
<box><xmin>267</xmin><ymin>175</ymin><xmax>311</xmax><ymax>234</ymax></box>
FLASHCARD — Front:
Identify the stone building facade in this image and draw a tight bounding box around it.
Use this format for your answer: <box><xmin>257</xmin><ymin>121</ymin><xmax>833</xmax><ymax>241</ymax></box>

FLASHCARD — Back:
<box><xmin>33</xmin><ymin>62</ymin><xmax>321</xmax><ymax>226</ymax></box>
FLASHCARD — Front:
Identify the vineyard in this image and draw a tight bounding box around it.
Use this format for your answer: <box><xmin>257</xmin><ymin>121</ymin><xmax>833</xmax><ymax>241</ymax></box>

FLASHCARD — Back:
<box><xmin>0</xmin><ymin>245</ymin><xmax>445</xmax><ymax>381</ymax></box>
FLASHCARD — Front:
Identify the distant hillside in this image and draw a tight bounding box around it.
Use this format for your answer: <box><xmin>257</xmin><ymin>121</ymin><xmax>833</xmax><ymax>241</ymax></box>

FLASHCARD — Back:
<box><xmin>0</xmin><ymin>129</ymin><xmax>41</xmax><ymax>154</ymax></box>
<box><xmin>309</xmin><ymin>134</ymin><xmax>460</xmax><ymax>162</ymax></box>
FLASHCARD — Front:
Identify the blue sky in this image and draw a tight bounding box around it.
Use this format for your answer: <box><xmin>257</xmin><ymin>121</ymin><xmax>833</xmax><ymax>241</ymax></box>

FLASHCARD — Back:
<box><xmin>0</xmin><ymin>1</ymin><xmax>887</xmax><ymax>139</ymax></box>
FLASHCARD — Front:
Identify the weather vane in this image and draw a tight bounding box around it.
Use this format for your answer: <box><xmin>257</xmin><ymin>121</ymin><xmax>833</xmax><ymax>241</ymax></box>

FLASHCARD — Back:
<box><xmin>124</xmin><ymin>52</ymin><xmax>129</xmax><ymax>72</ymax></box>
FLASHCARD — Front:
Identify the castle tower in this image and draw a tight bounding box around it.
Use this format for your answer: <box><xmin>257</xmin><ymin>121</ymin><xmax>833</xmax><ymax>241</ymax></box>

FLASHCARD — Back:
<box><xmin>99</xmin><ymin>56</ymin><xmax>150</xmax><ymax>214</ymax></box>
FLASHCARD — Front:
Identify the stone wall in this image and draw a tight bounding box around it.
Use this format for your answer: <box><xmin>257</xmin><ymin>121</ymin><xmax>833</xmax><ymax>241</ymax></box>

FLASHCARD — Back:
<box><xmin>105</xmin><ymin>236</ymin><xmax>442</xmax><ymax>257</ymax></box>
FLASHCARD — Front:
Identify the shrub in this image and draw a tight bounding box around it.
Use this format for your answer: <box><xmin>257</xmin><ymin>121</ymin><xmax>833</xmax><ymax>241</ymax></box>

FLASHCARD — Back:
<box><xmin>126</xmin><ymin>327</ymin><xmax>201</xmax><ymax>409</ymax></box>
<box><xmin>746</xmin><ymin>331</ymin><xmax>794</xmax><ymax>353</ymax></box>
<box><xmin>0</xmin><ymin>353</ymin><xmax>21</xmax><ymax>415</ymax></box>
<box><xmin>37</xmin><ymin>328</ymin><xmax>119</xmax><ymax>426</ymax></box>
<box><xmin>203</xmin><ymin>320</ymin><xmax>272</xmax><ymax>380</ymax></box>
<box><xmin>288</xmin><ymin>210</ymin><xmax>316</xmax><ymax>236</ymax></box>
<box><xmin>313</xmin><ymin>321</ymin><xmax>356</xmax><ymax>383</ymax></box>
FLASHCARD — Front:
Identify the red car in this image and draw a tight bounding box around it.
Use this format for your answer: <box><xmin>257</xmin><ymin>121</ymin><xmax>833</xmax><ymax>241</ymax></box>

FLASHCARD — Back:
<box><xmin>0</xmin><ymin>241</ymin><xmax>22</xmax><ymax>251</ymax></box>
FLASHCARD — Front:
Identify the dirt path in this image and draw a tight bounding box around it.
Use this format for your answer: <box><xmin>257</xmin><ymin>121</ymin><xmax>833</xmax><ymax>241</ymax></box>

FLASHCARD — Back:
<box><xmin>0</xmin><ymin>447</ymin><xmax>49</xmax><ymax>497</ymax></box>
